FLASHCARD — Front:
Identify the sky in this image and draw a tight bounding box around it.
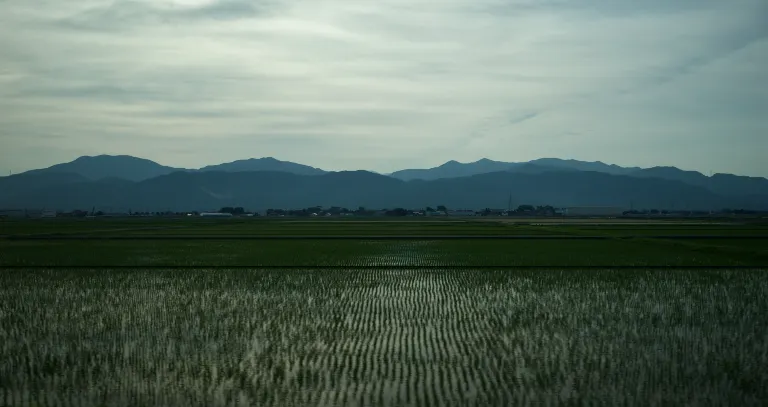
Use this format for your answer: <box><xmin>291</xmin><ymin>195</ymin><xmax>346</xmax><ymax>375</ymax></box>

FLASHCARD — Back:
<box><xmin>1</xmin><ymin>0</ymin><xmax>767</xmax><ymax>177</ymax></box>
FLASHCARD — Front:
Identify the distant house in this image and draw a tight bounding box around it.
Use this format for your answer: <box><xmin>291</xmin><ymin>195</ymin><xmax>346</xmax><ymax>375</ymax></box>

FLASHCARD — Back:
<box><xmin>41</xmin><ymin>210</ymin><xmax>57</xmax><ymax>218</ymax></box>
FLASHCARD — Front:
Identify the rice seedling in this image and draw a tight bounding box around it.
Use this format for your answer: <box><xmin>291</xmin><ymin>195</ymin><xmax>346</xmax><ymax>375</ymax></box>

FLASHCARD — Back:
<box><xmin>1</xmin><ymin>266</ymin><xmax>767</xmax><ymax>406</ymax></box>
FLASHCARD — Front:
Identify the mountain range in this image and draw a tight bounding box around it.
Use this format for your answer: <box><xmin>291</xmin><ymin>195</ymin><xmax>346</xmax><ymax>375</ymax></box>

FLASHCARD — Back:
<box><xmin>1</xmin><ymin>155</ymin><xmax>766</xmax><ymax>211</ymax></box>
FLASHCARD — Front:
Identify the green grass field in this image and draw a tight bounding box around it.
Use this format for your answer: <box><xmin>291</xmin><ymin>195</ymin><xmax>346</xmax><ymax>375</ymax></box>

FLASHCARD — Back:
<box><xmin>1</xmin><ymin>218</ymin><xmax>767</xmax><ymax>406</ymax></box>
<box><xmin>2</xmin><ymin>238</ymin><xmax>767</xmax><ymax>267</ymax></box>
<box><xmin>2</xmin><ymin>217</ymin><xmax>767</xmax><ymax>267</ymax></box>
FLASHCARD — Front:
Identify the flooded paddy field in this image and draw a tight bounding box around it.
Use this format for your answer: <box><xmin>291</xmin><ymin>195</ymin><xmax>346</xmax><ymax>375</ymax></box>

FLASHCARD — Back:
<box><xmin>2</xmin><ymin>267</ymin><xmax>767</xmax><ymax>406</ymax></box>
<box><xmin>1</xmin><ymin>218</ymin><xmax>767</xmax><ymax>405</ymax></box>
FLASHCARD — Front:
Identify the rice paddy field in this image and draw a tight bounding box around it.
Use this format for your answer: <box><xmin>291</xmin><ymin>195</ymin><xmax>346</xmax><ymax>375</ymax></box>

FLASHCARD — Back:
<box><xmin>1</xmin><ymin>217</ymin><xmax>767</xmax><ymax>406</ymax></box>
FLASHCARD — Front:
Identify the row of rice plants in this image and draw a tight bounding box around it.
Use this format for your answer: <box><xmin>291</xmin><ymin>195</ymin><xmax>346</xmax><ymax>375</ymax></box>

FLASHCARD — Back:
<box><xmin>2</xmin><ymin>268</ymin><xmax>767</xmax><ymax>406</ymax></box>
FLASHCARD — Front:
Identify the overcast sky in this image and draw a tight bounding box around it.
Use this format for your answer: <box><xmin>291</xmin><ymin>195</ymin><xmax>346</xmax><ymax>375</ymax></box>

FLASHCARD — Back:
<box><xmin>1</xmin><ymin>0</ymin><xmax>767</xmax><ymax>176</ymax></box>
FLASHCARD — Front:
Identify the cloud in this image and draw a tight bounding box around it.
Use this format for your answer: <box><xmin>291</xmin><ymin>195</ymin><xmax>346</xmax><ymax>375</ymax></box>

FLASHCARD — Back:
<box><xmin>0</xmin><ymin>0</ymin><xmax>766</xmax><ymax>176</ymax></box>
<box><xmin>54</xmin><ymin>0</ymin><xmax>283</xmax><ymax>31</ymax></box>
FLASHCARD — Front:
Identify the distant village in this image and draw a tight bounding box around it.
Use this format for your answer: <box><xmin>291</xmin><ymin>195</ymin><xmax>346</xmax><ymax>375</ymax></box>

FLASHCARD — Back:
<box><xmin>1</xmin><ymin>205</ymin><xmax>764</xmax><ymax>219</ymax></box>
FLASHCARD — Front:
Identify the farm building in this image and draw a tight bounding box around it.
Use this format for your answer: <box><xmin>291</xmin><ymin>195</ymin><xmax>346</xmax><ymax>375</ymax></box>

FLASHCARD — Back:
<box><xmin>560</xmin><ymin>206</ymin><xmax>626</xmax><ymax>216</ymax></box>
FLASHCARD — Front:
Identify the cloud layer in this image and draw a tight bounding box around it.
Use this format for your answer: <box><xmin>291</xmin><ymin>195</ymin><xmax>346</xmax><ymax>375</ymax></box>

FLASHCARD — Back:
<box><xmin>1</xmin><ymin>0</ymin><xmax>767</xmax><ymax>176</ymax></box>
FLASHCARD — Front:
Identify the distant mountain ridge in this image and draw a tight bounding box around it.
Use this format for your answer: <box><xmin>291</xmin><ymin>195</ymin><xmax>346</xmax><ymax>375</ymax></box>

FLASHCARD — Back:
<box><xmin>388</xmin><ymin>158</ymin><xmax>641</xmax><ymax>181</ymax></box>
<box><xmin>2</xmin><ymin>155</ymin><xmax>766</xmax><ymax>211</ymax></box>
<box><xmin>389</xmin><ymin>158</ymin><xmax>768</xmax><ymax>198</ymax></box>
<box><xmin>4</xmin><ymin>169</ymin><xmax>761</xmax><ymax>212</ymax></box>
<box><xmin>21</xmin><ymin>155</ymin><xmax>183</xmax><ymax>182</ymax></box>
<box><xmin>14</xmin><ymin>155</ymin><xmax>326</xmax><ymax>182</ymax></box>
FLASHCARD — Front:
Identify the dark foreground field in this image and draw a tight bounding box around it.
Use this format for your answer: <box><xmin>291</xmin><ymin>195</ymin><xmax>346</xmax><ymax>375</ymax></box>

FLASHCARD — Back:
<box><xmin>1</xmin><ymin>218</ymin><xmax>767</xmax><ymax>406</ymax></box>
<box><xmin>1</xmin><ymin>217</ymin><xmax>767</xmax><ymax>267</ymax></box>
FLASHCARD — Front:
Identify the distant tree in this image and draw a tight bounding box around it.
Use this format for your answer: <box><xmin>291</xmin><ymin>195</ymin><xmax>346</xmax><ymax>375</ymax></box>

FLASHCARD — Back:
<box><xmin>517</xmin><ymin>204</ymin><xmax>535</xmax><ymax>212</ymax></box>
<box><xmin>436</xmin><ymin>205</ymin><xmax>447</xmax><ymax>212</ymax></box>
<box><xmin>95</xmin><ymin>211</ymin><xmax>105</xmax><ymax>216</ymax></box>
<box><xmin>386</xmin><ymin>208</ymin><xmax>408</xmax><ymax>216</ymax></box>
<box><xmin>426</xmin><ymin>207</ymin><xmax>435</xmax><ymax>212</ymax></box>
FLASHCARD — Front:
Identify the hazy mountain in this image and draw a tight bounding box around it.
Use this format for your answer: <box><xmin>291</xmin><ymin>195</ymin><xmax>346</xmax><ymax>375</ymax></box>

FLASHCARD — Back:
<box><xmin>0</xmin><ymin>172</ymin><xmax>90</xmax><ymax>203</ymax></box>
<box><xmin>389</xmin><ymin>158</ymin><xmax>637</xmax><ymax>181</ymax></box>
<box><xmin>20</xmin><ymin>155</ymin><xmax>183</xmax><ymax>182</ymax></box>
<box><xmin>15</xmin><ymin>155</ymin><xmax>328</xmax><ymax>182</ymax></box>
<box><xmin>198</xmin><ymin>157</ymin><xmax>326</xmax><ymax>176</ymax></box>
<box><xmin>5</xmin><ymin>156</ymin><xmax>766</xmax><ymax>211</ymax></box>
<box><xmin>2</xmin><ymin>169</ymin><xmax>764</xmax><ymax>212</ymax></box>
<box><xmin>507</xmin><ymin>163</ymin><xmax>581</xmax><ymax>175</ymax></box>
<box><xmin>528</xmin><ymin>158</ymin><xmax>640</xmax><ymax>175</ymax></box>
<box><xmin>708</xmin><ymin>173</ymin><xmax>768</xmax><ymax>197</ymax></box>
<box><xmin>389</xmin><ymin>158</ymin><xmax>768</xmax><ymax>198</ymax></box>
<box><xmin>629</xmin><ymin>167</ymin><xmax>768</xmax><ymax>198</ymax></box>
<box><xmin>629</xmin><ymin>167</ymin><xmax>710</xmax><ymax>188</ymax></box>
<box><xmin>407</xmin><ymin>170</ymin><xmax>731</xmax><ymax>210</ymax></box>
<box><xmin>390</xmin><ymin>158</ymin><xmax>525</xmax><ymax>181</ymax></box>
